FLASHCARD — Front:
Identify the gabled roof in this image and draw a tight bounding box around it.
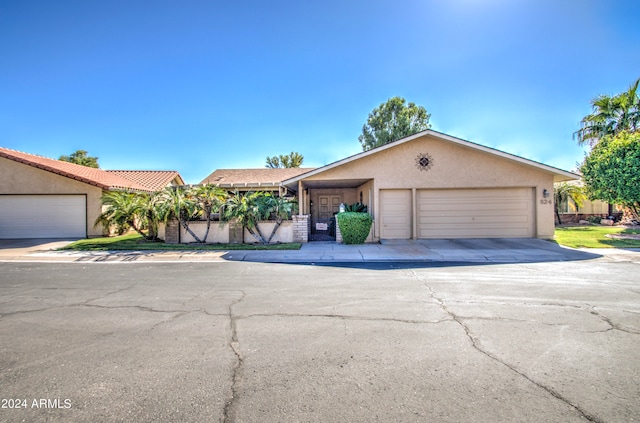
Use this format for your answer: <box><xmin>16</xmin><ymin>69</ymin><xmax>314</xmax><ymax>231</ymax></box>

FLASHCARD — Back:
<box><xmin>200</xmin><ymin>168</ymin><xmax>315</xmax><ymax>188</ymax></box>
<box><xmin>107</xmin><ymin>170</ymin><xmax>185</xmax><ymax>191</ymax></box>
<box><xmin>0</xmin><ymin>147</ymin><xmax>154</xmax><ymax>192</ymax></box>
<box><xmin>282</xmin><ymin>129</ymin><xmax>580</xmax><ymax>189</ymax></box>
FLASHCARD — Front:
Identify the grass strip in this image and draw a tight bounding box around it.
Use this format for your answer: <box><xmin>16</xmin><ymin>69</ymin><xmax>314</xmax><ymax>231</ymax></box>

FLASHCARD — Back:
<box><xmin>554</xmin><ymin>226</ymin><xmax>640</xmax><ymax>248</ymax></box>
<box><xmin>60</xmin><ymin>233</ymin><xmax>302</xmax><ymax>251</ymax></box>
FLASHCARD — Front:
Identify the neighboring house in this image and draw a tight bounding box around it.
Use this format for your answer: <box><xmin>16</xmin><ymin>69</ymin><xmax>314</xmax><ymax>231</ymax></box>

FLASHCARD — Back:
<box><xmin>0</xmin><ymin>147</ymin><xmax>183</xmax><ymax>239</ymax></box>
<box><xmin>107</xmin><ymin>170</ymin><xmax>185</xmax><ymax>190</ymax></box>
<box><xmin>202</xmin><ymin>130</ymin><xmax>579</xmax><ymax>241</ymax></box>
<box><xmin>200</xmin><ymin>168</ymin><xmax>314</xmax><ymax>193</ymax></box>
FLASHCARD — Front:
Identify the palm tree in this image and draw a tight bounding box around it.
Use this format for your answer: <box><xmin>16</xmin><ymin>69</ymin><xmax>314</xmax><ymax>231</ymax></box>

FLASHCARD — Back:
<box><xmin>575</xmin><ymin>78</ymin><xmax>640</xmax><ymax>147</ymax></box>
<box><xmin>156</xmin><ymin>186</ymin><xmax>203</xmax><ymax>242</ymax></box>
<box><xmin>554</xmin><ymin>183</ymin><xmax>587</xmax><ymax>224</ymax></box>
<box><xmin>191</xmin><ymin>184</ymin><xmax>228</xmax><ymax>242</ymax></box>
<box><xmin>223</xmin><ymin>192</ymin><xmax>272</xmax><ymax>243</ymax></box>
<box><xmin>265</xmin><ymin>151</ymin><xmax>305</xmax><ymax>168</ymax></box>
<box><xmin>262</xmin><ymin>194</ymin><xmax>297</xmax><ymax>243</ymax></box>
<box><xmin>95</xmin><ymin>191</ymin><xmax>154</xmax><ymax>239</ymax></box>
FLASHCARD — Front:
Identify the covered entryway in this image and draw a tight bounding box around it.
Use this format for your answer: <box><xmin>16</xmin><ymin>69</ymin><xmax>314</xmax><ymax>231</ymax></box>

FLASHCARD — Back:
<box><xmin>0</xmin><ymin>195</ymin><xmax>87</xmax><ymax>239</ymax></box>
<box><xmin>310</xmin><ymin>194</ymin><xmax>342</xmax><ymax>241</ymax></box>
<box><xmin>380</xmin><ymin>189</ymin><xmax>412</xmax><ymax>239</ymax></box>
<box><xmin>417</xmin><ymin>188</ymin><xmax>534</xmax><ymax>238</ymax></box>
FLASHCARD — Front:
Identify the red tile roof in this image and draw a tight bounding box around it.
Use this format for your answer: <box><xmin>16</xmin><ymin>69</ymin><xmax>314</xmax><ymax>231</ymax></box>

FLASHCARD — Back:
<box><xmin>200</xmin><ymin>168</ymin><xmax>315</xmax><ymax>187</ymax></box>
<box><xmin>0</xmin><ymin>147</ymin><xmax>153</xmax><ymax>191</ymax></box>
<box><xmin>107</xmin><ymin>170</ymin><xmax>185</xmax><ymax>191</ymax></box>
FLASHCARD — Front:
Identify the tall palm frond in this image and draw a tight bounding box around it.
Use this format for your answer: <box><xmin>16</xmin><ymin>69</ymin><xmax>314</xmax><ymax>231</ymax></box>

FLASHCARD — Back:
<box><xmin>575</xmin><ymin>78</ymin><xmax>640</xmax><ymax>147</ymax></box>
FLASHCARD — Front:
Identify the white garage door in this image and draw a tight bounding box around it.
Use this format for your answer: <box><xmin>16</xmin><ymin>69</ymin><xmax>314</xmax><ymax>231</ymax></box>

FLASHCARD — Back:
<box><xmin>417</xmin><ymin>188</ymin><xmax>534</xmax><ymax>238</ymax></box>
<box><xmin>379</xmin><ymin>189</ymin><xmax>412</xmax><ymax>239</ymax></box>
<box><xmin>0</xmin><ymin>195</ymin><xmax>86</xmax><ymax>239</ymax></box>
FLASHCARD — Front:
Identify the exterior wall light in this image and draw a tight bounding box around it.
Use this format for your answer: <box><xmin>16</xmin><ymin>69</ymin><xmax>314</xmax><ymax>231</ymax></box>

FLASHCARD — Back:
<box><xmin>543</xmin><ymin>189</ymin><xmax>550</xmax><ymax>198</ymax></box>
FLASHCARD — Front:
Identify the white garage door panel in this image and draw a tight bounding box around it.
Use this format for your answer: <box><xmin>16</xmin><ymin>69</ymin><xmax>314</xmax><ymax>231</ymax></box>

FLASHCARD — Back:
<box><xmin>0</xmin><ymin>195</ymin><xmax>86</xmax><ymax>238</ymax></box>
<box><xmin>380</xmin><ymin>190</ymin><xmax>412</xmax><ymax>239</ymax></box>
<box><xmin>418</xmin><ymin>188</ymin><xmax>534</xmax><ymax>238</ymax></box>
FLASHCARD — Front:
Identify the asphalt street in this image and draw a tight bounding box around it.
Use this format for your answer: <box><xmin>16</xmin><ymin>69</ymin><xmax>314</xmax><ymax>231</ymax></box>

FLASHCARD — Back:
<box><xmin>0</xmin><ymin>259</ymin><xmax>639</xmax><ymax>422</ymax></box>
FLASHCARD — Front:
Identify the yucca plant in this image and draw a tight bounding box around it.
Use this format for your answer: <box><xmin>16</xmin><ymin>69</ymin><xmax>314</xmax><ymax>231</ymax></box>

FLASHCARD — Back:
<box><xmin>343</xmin><ymin>202</ymin><xmax>368</xmax><ymax>213</ymax></box>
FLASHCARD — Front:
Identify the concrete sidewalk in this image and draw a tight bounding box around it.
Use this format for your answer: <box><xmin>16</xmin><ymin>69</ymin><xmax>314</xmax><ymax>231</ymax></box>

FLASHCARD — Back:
<box><xmin>1</xmin><ymin>237</ymin><xmax>631</xmax><ymax>264</ymax></box>
<box><xmin>224</xmin><ymin>238</ymin><xmax>620</xmax><ymax>264</ymax></box>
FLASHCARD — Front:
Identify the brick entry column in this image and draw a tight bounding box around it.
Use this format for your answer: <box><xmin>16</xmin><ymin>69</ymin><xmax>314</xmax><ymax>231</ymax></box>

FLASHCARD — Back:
<box><xmin>292</xmin><ymin>215</ymin><xmax>309</xmax><ymax>243</ymax></box>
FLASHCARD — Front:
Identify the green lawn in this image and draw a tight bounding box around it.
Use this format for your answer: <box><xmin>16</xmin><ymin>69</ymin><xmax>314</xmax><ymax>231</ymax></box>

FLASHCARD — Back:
<box><xmin>60</xmin><ymin>233</ymin><xmax>302</xmax><ymax>251</ymax></box>
<box><xmin>554</xmin><ymin>226</ymin><xmax>640</xmax><ymax>248</ymax></box>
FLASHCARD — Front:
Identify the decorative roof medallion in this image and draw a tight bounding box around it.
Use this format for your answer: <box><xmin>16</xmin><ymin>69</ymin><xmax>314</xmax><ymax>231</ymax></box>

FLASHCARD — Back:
<box><xmin>415</xmin><ymin>153</ymin><xmax>433</xmax><ymax>171</ymax></box>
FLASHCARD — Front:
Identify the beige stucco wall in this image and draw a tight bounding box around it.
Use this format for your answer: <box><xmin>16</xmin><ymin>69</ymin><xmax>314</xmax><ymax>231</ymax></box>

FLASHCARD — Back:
<box><xmin>179</xmin><ymin>220</ymin><xmax>230</xmax><ymax>243</ymax></box>
<box><xmin>301</xmin><ymin>135</ymin><xmax>557</xmax><ymax>239</ymax></box>
<box><xmin>244</xmin><ymin>221</ymin><xmax>293</xmax><ymax>243</ymax></box>
<box><xmin>0</xmin><ymin>157</ymin><xmax>105</xmax><ymax>237</ymax></box>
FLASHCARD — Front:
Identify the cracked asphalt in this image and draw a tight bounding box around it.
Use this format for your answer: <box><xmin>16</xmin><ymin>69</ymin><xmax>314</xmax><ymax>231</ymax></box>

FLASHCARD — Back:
<box><xmin>0</xmin><ymin>259</ymin><xmax>638</xmax><ymax>422</ymax></box>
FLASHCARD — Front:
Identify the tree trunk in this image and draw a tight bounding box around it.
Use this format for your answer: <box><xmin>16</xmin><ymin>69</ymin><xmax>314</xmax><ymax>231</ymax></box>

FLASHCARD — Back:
<box><xmin>266</xmin><ymin>219</ymin><xmax>282</xmax><ymax>244</ymax></box>
<box><xmin>146</xmin><ymin>211</ymin><xmax>158</xmax><ymax>241</ymax></box>
<box><xmin>246</xmin><ymin>227</ymin><xmax>266</xmax><ymax>244</ymax></box>
<box><xmin>201</xmin><ymin>206</ymin><xmax>212</xmax><ymax>243</ymax></box>
<box><xmin>179</xmin><ymin>219</ymin><xmax>203</xmax><ymax>243</ymax></box>
<box><xmin>129</xmin><ymin>221</ymin><xmax>150</xmax><ymax>240</ymax></box>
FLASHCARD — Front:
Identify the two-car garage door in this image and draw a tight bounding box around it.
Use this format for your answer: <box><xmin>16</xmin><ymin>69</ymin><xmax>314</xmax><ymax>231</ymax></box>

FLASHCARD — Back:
<box><xmin>0</xmin><ymin>195</ymin><xmax>87</xmax><ymax>239</ymax></box>
<box><xmin>380</xmin><ymin>188</ymin><xmax>534</xmax><ymax>239</ymax></box>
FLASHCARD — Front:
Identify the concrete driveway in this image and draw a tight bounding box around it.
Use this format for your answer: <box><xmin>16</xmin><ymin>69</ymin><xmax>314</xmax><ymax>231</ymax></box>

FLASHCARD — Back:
<box><xmin>0</xmin><ymin>239</ymin><xmax>76</xmax><ymax>259</ymax></box>
<box><xmin>0</xmin><ymin>259</ymin><xmax>638</xmax><ymax>422</ymax></box>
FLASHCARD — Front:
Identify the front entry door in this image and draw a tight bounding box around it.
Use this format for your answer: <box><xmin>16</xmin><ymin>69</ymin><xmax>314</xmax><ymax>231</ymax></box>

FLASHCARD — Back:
<box><xmin>311</xmin><ymin>195</ymin><xmax>342</xmax><ymax>241</ymax></box>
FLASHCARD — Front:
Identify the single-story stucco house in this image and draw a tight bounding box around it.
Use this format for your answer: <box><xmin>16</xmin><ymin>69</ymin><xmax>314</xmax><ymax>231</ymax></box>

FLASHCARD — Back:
<box><xmin>0</xmin><ymin>147</ymin><xmax>184</xmax><ymax>239</ymax></box>
<box><xmin>203</xmin><ymin>130</ymin><xmax>580</xmax><ymax>242</ymax></box>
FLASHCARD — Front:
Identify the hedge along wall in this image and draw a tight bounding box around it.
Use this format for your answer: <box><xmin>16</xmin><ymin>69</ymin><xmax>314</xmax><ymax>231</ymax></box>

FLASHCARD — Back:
<box><xmin>179</xmin><ymin>220</ymin><xmax>230</xmax><ymax>243</ymax></box>
<box><xmin>335</xmin><ymin>216</ymin><xmax>375</xmax><ymax>243</ymax></box>
<box><xmin>243</xmin><ymin>220</ymin><xmax>294</xmax><ymax>243</ymax></box>
<box><xmin>336</xmin><ymin>212</ymin><xmax>373</xmax><ymax>245</ymax></box>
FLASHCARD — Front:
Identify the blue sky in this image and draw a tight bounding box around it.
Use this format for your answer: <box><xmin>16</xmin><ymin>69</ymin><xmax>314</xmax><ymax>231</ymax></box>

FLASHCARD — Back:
<box><xmin>1</xmin><ymin>0</ymin><xmax>639</xmax><ymax>183</ymax></box>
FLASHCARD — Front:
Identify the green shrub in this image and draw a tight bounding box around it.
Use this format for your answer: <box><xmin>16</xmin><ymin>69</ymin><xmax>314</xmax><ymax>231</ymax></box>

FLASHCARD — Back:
<box><xmin>336</xmin><ymin>212</ymin><xmax>372</xmax><ymax>244</ymax></box>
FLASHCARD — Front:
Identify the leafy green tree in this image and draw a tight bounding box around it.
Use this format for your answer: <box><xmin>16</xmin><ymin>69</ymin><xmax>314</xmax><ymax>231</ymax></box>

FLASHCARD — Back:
<box><xmin>266</xmin><ymin>151</ymin><xmax>304</xmax><ymax>168</ymax></box>
<box><xmin>581</xmin><ymin>131</ymin><xmax>640</xmax><ymax>220</ymax></box>
<box><xmin>59</xmin><ymin>150</ymin><xmax>100</xmax><ymax>168</ymax></box>
<box><xmin>358</xmin><ymin>96</ymin><xmax>431</xmax><ymax>151</ymax></box>
<box><xmin>574</xmin><ymin>78</ymin><xmax>640</xmax><ymax>147</ymax></box>
<box><xmin>553</xmin><ymin>182</ymin><xmax>586</xmax><ymax>224</ymax></box>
